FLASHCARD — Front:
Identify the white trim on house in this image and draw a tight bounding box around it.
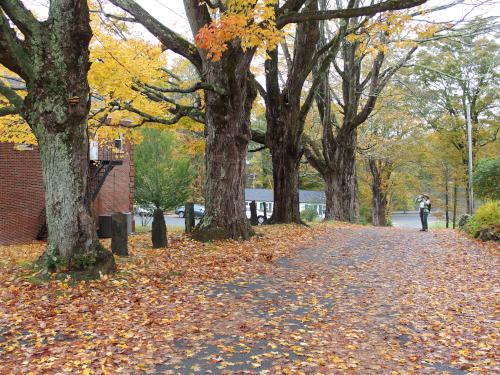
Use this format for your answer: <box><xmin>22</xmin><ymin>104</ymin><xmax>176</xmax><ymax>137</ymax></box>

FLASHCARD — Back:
<box><xmin>244</xmin><ymin>188</ymin><xmax>326</xmax><ymax>218</ymax></box>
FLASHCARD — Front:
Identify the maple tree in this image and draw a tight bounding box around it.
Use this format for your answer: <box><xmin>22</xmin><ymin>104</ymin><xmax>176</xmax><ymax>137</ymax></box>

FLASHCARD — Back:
<box><xmin>301</xmin><ymin>1</ymin><xmax>472</xmax><ymax>222</ymax></box>
<box><xmin>404</xmin><ymin>32</ymin><xmax>500</xmax><ymax>213</ymax></box>
<box><xmin>0</xmin><ymin>0</ymin><xmax>118</xmax><ymax>275</ymax></box>
<box><xmin>106</xmin><ymin>0</ymin><xmax>428</xmax><ymax>238</ymax></box>
<box><xmin>0</xmin><ymin>3</ymin><xmax>181</xmax><ymax>274</ymax></box>
<box><xmin>358</xmin><ymin>88</ymin><xmax>422</xmax><ymax>226</ymax></box>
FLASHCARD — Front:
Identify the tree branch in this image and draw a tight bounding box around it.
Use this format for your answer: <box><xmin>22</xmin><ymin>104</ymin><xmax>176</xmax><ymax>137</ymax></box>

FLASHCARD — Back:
<box><xmin>0</xmin><ymin>105</ymin><xmax>18</xmax><ymax>117</ymax></box>
<box><xmin>107</xmin><ymin>0</ymin><xmax>202</xmax><ymax>72</ymax></box>
<box><xmin>0</xmin><ymin>76</ymin><xmax>24</xmax><ymax>110</ymax></box>
<box><xmin>0</xmin><ymin>0</ymin><xmax>38</xmax><ymax>36</ymax></box>
<box><xmin>277</xmin><ymin>0</ymin><xmax>428</xmax><ymax>28</ymax></box>
<box><xmin>138</xmin><ymin>80</ymin><xmax>225</xmax><ymax>95</ymax></box>
<box><xmin>251</xmin><ymin>129</ymin><xmax>267</xmax><ymax>146</ymax></box>
<box><xmin>0</xmin><ymin>9</ymin><xmax>33</xmax><ymax>78</ymax></box>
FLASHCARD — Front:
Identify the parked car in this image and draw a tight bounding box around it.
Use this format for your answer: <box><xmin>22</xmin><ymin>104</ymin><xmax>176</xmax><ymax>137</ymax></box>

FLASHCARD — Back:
<box><xmin>134</xmin><ymin>204</ymin><xmax>155</xmax><ymax>216</ymax></box>
<box><xmin>246</xmin><ymin>209</ymin><xmax>267</xmax><ymax>224</ymax></box>
<box><xmin>175</xmin><ymin>204</ymin><xmax>205</xmax><ymax>218</ymax></box>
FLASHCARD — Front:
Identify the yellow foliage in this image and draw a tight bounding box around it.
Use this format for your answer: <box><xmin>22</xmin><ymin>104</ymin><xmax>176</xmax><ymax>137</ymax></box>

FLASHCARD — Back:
<box><xmin>346</xmin><ymin>10</ymin><xmax>438</xmax><ymax>58</ymax></box>
<box><xmin>196</xmin><ymin>0</ymin><xmax>283</xmax><ymax>61</ymax></box>
<box><xmin>0</xmin><ymin>15</ymin><xmax>198</xmax><ymax>148</ymax></box>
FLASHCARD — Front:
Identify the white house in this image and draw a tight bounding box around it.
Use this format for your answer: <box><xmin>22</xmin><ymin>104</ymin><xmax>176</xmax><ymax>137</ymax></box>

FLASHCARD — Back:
<box><xmin>244</xmin><ymin>188</ymin><xmax>327</xmax><ymax>218</ymax></box>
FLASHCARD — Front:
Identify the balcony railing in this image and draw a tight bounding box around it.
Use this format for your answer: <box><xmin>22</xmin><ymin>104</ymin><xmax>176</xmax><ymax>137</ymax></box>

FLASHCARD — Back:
<box><xmin>89</xmin><ymin>140</ymin><xmax>125</xmax><ymax>163</ymax></box>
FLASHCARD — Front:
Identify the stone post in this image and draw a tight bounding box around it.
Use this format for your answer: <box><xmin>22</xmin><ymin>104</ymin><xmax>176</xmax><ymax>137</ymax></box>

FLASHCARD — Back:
<box><xmin>111</xmin><ymin>212</ymin><xmax>128</xmax><ymax>256</ymax></box>
<box><xmin>249</xmin><ymin>200</ymin><xmax>258</xmax><ymax>226</ymax></box>
<box><xmin>152</xmin><ymin>208</ymin><xmax>167</xmax><ymax>248</ymax></box>
<box><xmin>185</xmin><ymin>202</ymin><xmax>195</xmax><ymax>233</ymax></box>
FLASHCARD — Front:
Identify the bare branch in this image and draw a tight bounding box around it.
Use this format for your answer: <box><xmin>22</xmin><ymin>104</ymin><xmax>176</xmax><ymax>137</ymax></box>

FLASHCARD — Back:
<box><xmin>107</xmin><ymin>0</ymin><xmax>202</xmax><ymax>71</ymax></box>
<box><xmin>0</xmin><ymin>0</ymin><xmax>39</xmax><ymax>36</ymax></box>
<box><xmin>0</xmin><ymin>9</ymin><xmax>33</xmax><ymax>78</ymax></box>
<box><xmin>138</xmin><ymin>80</ymin><xmax>225</xmax><ymax>95</ymax></box>
<box><xmin>0</xmin><ymin>76</ymin><xmax>24</xmax><ymax>110</ymax></box>
<box><xmin>277</xmin><ymin>0</ymin><xmax>428</xmax><ymax>28</ymax></box>
<box><xmin>0</xmin><ymin>105</ymin><xmax>18</xmax><ymax>117</ymax></box>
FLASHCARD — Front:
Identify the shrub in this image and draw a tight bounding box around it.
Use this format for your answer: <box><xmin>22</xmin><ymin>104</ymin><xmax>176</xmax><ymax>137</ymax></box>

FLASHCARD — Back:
<box><xmin>474</xmin><ymin>156</ymin><xmax>500</xmax><ymax>200</ymax></box>
<box><xmin>358</xmin><ymin>205</ymin><xmax>372</xmax><ymax>225</ymax></box>
<box><xmin>301</xmin><ymin>207</ymin><xmax>319</xmax><ymax>222</ymax></box>
<box><xmin>465</xmin><ymin>201</ymin><xmax>500</xmax><ymax>240</ymax></box>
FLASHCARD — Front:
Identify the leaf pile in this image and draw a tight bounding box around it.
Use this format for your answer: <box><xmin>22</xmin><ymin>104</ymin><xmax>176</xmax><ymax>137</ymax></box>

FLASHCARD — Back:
<box><xmin>0</xmin><ymin>224</ymin><xmax>325</xmax><ymax>374</ymax></box>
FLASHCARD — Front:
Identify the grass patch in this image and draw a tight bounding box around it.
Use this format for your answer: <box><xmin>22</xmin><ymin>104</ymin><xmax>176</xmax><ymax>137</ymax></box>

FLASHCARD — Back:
<box><xmin>134</xmin><ymin>224</ymin><xmax>152</xmax><ymax>233</ymax></box>
<box><xmin>429</xmin><ymin>221</ymin><xmax>449</xmax><ymax>229</ymax></box>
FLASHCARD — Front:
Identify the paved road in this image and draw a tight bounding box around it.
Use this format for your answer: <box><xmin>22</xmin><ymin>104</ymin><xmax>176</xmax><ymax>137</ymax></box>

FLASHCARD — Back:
<box><xmin>391</xmin><ymin>212</ymin><xmax>440</xmax><ymax>229</ymax></box>
<box><xmin>135</xmin><ymin>214</ymin><xmax>197</xmax><ymax>230</ymax></box>
<box><xmin>155</xmin><ymin>226</ymin><xmax>498</xmax><ymax>374</ymax></box>
<box><xmin>135</xmin><ymin>213</ymin><xmax>438</xmax><ymax>230</ymax></box>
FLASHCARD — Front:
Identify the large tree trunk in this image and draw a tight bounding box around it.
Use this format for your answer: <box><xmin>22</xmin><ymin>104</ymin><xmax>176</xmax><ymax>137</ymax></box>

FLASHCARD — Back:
<box><xmin>193</xmin><ymin>55</ymin><xmax>256</xmax><ymax>241</ymax></box>
<box><xmin>24</xmin><ymin>2</ymin><xmax>115</xmax><ymax>275</ymax></box>
<box><xmin>323</xmin><ymin>170</ymin><xmax>335</xmax><ymax>221</ymax></box>
<box><xmin>445</xmin><ymin>171</ymin><xmax>450</xmax><ymax>228</ymax></box>
<box><xmin>264</xmin><ymin>4</ymin><xmax>319</xmax><ymax>224</ymax></box>
<box><xmin>328</xmin><ymin>130</ymin><xmax>358</xmax><ymax>222</ymax></box>
<box><xmin>270</xmin><ymin>147</ymin><xmax>301</xmax><ymax>223</ymax></box>
<box><xmin>268</xmin><ymin>108</ymin><xmax>302</xmax><ymax>223</ymax></box>
<box><xmin>452</xmin><ymin>179</ymin><xmax>458</xmax><ymax>229</ymax></box>
<box><xmin>371</xmin><ymin>185</ymin><xmax>388</xmax><ymax>226</ymax></box>
<box><xmin>368</xmin><ymin>158</ymin><xmax>387</xmax><ymax>226</ymax></box>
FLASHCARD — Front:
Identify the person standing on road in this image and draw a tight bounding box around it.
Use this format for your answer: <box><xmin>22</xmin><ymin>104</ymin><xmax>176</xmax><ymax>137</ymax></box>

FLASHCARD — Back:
<box><xmin>416</xmin><ymin>194</ymin><xmax>431</xmax><ymax>231</ymax></box>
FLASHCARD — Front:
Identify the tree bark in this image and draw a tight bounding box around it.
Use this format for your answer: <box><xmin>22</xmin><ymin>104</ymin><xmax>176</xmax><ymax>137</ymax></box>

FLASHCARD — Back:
<box><xmin>323</xmin><ymin>170</ymin><xmax>335</xmax><ymax>221</ymax></box>
<box><xmin>445</xmin><ymin>169</ymin><xmax>450</xmax><ymax>228</ymax></box>
<box><xmin>263</xmin><ymin>3</ymin><xmax>319</xmax><ymax>224</ymax></box>
<box><xmin>269</xmin><ymin>132</ymin><xmax>301</xmax><ymax>223</ymax></box>
<box><xmin>368</xmin><ymin>158</ymin><xmax>388</xmax><ymax>226</ymax></box>
<box><xmin>452</xmin><ymin>179</ymin><xmax>458</xmax><ymax>229</ymax></box>
<box><xmin>328</xmin><ymin>130</ymin><xmax>358</xmax><ymax>222</ymax></box>
<box><xmin>192</xmin><ymin>53</ymin><xmax>256</xmax><ymax>240</ymax></box>
<box><xmin>20</xmin><ymin>2</ymin><xmax>116</xmax><ymax>275</ymax></box>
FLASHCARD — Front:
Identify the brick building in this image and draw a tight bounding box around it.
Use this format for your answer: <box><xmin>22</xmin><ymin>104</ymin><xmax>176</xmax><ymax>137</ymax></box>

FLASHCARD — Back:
<box><xmin>0</xmin><ymin>142</ymin><xmax>134</xmax><ymax>245</ymax></box>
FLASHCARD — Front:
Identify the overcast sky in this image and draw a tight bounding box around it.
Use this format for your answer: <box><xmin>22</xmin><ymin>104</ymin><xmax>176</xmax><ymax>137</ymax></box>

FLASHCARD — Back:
<box><xmin>24</xmin><ymin>0</ymin><xmax>500</xmax><ymax>43</ymax></box>
<box><xmin>135</xmin><ymin>0</ymin><xmax>499</xmax><ymax>41</ymax></box>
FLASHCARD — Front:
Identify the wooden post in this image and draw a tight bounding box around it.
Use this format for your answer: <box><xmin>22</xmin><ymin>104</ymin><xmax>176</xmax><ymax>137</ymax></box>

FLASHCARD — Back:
<box><xmin>111</xmin><ymin>212</ymin><xmax>128</xmax><ymax>256</ymax></box>
<box><xmin>185</xmin><ymin>202</ymin><xmax>195</xmax><ymax>233</ymax></box>
<box><xmin>263</xmin><ymin>202</ymin><xmax>267</xmax><ymax>221</ymax></box>
<box><xmin>152</xmin><ymin>208</ymin><xmax>167</xmax><ymax>248</ymax></box>
<box><xmin>249</xmin><ymin>200</ymin><xmax>258</xmax><ymax>226</ymax></box>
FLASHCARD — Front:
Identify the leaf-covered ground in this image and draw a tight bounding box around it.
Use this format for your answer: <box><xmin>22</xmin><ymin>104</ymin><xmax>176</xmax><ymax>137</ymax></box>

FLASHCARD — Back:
<box><xmin>0</xmin><ymin>224</ymin><xmax>498</xmax><ymax>374</ymax></box>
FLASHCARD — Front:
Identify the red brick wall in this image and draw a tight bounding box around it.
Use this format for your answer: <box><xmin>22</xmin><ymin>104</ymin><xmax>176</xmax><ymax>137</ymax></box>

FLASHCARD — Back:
<box><xmin>0</xmin><ymin>143</ymin><xmax>45</xmax><ymax>245</ymax></box>
<box><xmin>0</xmin><ymin>142</ymin><xmax>134</xmax><ymax>245</ymax></box>
<box><xmin>93</xmin><ymin>144</ymin><xmax>134</xmax><ymax>215</ymax></box>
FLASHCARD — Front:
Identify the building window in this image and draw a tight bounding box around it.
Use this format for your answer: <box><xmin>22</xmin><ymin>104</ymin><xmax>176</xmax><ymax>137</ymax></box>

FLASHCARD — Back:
<box><xmin>114</xmin><ymin>137</ymin><xmax>123</xmax><ymax>152</ymax></box>
<box><xmin>13</xmin><ymin>144</ymin><xmax>33</xmax><ymax>151</ymax></box>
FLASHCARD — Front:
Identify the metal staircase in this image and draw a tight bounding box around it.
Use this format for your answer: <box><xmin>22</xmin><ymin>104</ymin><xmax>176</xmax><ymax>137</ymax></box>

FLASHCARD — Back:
<box><xmin>36</xmin><ymin>145</ymin><xmax>123</xmax><ymax>240</ymax></box>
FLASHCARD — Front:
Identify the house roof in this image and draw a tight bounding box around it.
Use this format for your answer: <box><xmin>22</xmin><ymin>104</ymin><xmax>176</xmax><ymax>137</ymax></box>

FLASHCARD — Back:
<box><xmin>245</xmin><ymin>188</ymin><xmax>325</xmax><ymax>204</ymax></box>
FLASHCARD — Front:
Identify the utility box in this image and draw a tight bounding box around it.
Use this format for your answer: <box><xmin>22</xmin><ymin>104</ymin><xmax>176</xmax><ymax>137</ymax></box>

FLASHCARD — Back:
<box><xmin>97</xmin><ymin>215</ymin><xmax>112</xmax><ymax>238</ymax></box>
<box><xmin>98</xmin><ymin>212</ymin><xmax>132</xmax><ymax>238</ymax></box>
